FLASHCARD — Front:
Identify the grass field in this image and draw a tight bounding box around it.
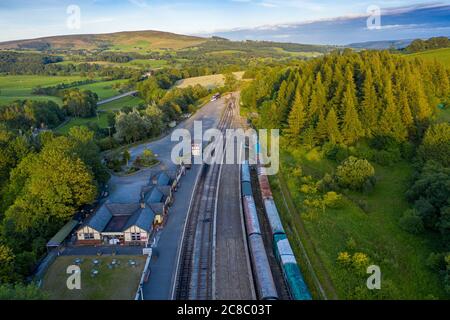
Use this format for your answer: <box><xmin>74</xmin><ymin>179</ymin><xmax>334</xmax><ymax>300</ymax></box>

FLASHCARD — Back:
<box><xmin>41</xmin><ymin>256</ymin><xmax>145</xmax><ymax>300</ymax></box>
<box><xmin>75</xmin><ymin>79</ymin><xmax>129</xmax><ymax>101</ymax></box>
<box><xmin>98</xmin><ymin>96</ymin><xmax>145</xmax><ymax>112</ymax></box>
<box><xmin>271</xmin><ymin>144</ymin><xmax>445</xmax><ymax>299</ymax></box>
<box><xmin>56</xmin><ymin>113</ymin><xmax>110</xmax><ymax>135</ymax></box>
<box><xmin>0</xmin><ymin>75</ymin><xmax>87</xmax><ymax>106</ymax></box>
<box><xmin>175</xmin><ymin>71</ymin><xmax>245</xmax><ymax>89</ymax></box>
<box><xmin>405</xmin><ymin>48</ymin><xmax>450</xmax><ymax>67</ymax></box>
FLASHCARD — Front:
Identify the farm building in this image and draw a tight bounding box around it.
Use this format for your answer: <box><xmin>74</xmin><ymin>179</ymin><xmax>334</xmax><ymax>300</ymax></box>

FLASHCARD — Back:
<box><xmin>76</xmin><ymin>202</ymin><xmax>156</xmax><ymax>246</ymax></box>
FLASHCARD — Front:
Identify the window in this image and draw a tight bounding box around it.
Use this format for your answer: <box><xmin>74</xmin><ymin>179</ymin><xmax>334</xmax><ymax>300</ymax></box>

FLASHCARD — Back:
<box><xmin>131</xmin><ymin>233</ymin><xmax>141</xmax><ymax>241</ymax></box>
<box><xmin>84</xmin><ymin>233</ymin><xmax>95</xmax><ymax>240</ymax></box>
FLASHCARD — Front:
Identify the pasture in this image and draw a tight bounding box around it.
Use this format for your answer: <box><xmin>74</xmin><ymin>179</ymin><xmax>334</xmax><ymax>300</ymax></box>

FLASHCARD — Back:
<box><xmin>175</xmin><ymin>71</ymin><xmax>245</xmax><ymax>89</ymax></box>
<box><xmin>0</xmin><ymin>75</ymin><xmax>87</xmax><ymax>106</ymax></box>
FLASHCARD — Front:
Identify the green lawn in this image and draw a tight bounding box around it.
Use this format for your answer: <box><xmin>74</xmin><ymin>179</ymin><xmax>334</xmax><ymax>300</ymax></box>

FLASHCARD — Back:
<box><xmin>41</xmin><ymin>256</ymin><xmax>146</xmax><ymax>300</ymax></box>
<box><xmin>0</xmin><ymin>75</ymin><xmax>87</xmax><ymax>106</ymax></box>
<box><xmin>272</xmin><ymin>145</ymin><xmax>446</xmax><ymax>299</ymax></box>
<box><xmin>98</xmin><ymin>95</ymin><xmax>145</xmax><ymax>112</ymax></box>
<box><xmin>56</xmin><ymin>113</ymin><xmax>110</xmax><ymax>135</ymax></box>
<box><xmin>405</xmin><ymin>48</ymin><xmax>450</xmax><ymax>67</ymax></box>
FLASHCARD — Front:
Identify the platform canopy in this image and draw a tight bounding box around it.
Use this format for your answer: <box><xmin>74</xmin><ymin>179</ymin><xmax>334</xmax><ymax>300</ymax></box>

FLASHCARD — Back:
<box><xmin>46</xmin><ymin>220</ymin><xmax>79</xmax><ymax>248</ymax></box>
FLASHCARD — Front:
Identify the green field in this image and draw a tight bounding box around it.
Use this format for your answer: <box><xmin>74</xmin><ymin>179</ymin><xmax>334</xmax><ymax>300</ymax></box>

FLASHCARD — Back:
<box><xmin>41</xmin><ymin>256</ymin><xmax>145</xmax><ymax>300</ymax></box>
<box><xmin>405</xmin><ymin>48</ymin><xmax>450</xmax><ymax>67</ymax></box>
<box><xmin>56</xmin><ymin>113</ymin><xmax>110</xmax><ymax>135</ymax></box>
<box><xmin>125</xmin><ymin>59</ymin><xmax>168</xmax><ymax>69</ymax></box>
<box><xmin>98</xmin><ymin>95</ymin><xmax>145</xmax><ymax>112</ymax></box>
<box><xmin>0</xmin><ymin>75</ymin><xmax>87</xmax><ymax>106</ymax></box>
<box><xmin>271</xmin><ymin>144</ymin><xmax>445</xmax><ymax>299</ymax></box>
<box><xmin>75</xmin><ymin>79</ymin><xmax>128</xmax><ymax>101</ymax></box>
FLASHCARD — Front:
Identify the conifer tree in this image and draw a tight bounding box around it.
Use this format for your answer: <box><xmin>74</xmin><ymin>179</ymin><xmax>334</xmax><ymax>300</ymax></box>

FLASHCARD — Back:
<box><xmin>341</xmin><ymin>86</ymin><xmax>364</xmax><ymax>145</ymax></box>
<box><xmin>361</xmin><ymin>70</ymin><xmax>379</xmax><ymax>137</ymax></box>
<box><xmin>286</xmin><ymin>91</ymin><xmax>306</xmax><ymax>142</ymax></box>
<box><xmin>325</xmin><ymin>107</ymin><xmax>342</xmax><ymax>144</ymax></box>
<box><xmin>378</xmin><ymin>79</ymin><xmax>407</xmax><ymax>141</ymax></box>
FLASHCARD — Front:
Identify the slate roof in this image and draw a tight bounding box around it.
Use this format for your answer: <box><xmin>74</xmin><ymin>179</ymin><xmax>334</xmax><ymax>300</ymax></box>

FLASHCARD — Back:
<box><xmin>142</xmin><ymin>186</ymin><xmax>165</xmax><ymax>204</ymax></box>
<box><xmin>124</xmin><ymin>206</ymin><xmax>155</xmax><ymax>231</ymax></box>
<box><xmin>86</xmin><ymin>205</ymin><xmax>113</xmax><ymax>232</ymax></box>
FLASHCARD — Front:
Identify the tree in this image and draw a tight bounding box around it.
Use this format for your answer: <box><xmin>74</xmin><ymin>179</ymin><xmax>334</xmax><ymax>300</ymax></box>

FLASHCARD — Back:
<box><xmin>0</xmin><ymin>245</ymin><xmax>15</xmax><ymax>284</ymax></box>
<box><xmin>378</xmin><ymin>79</ymin><xmax>407</xmax><ymax>142</ymax></box>
<box><xmin>336</xmin><ymin>156</ymin><xmax>376</xmax><ymax>191</ymax></box>
<box><xmin>325</xmin><ymin>107</ymin><xmax>342</xmax><ymax>144</ymax></box>
<box><xmin>123</xmin><ymin>149</ymin><xmax>131</xmax><ymax>167</ymax></box>
<box><xmin>5</xmin><ymin>136</ymin><xmax>97</xmax><ymax>228</ymax></box>
<box><xmin>0</xmin><ymin>284</ymin><xmax>46</xmax><ymax>300</ymax></box>
<box><xmin>286</xmin><ymin>91</ymin><xmax>305</xmax><ymax>141</ymax></box>
<box><xmin>361</xmin><ymin>70</ymin><xmax>379</xmax><ymax>137</ymax></box>
<box><xmin>418</xmin><ymin>123</ymin><xmax>450</xmax><ymax>167</ymax></box>
<box><xmin>341</xmin><ymin>86</ymin><xmax>364</xmax><ymax>145</ymax></box>
<box><xmin>62</xmin><ymin>89</ymin><xmax>98</xmax><ymax>118</ymax></box>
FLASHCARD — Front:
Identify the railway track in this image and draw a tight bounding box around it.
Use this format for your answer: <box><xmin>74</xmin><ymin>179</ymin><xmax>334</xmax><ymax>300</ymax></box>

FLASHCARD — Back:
<box><xmin>174</xmin><ymin>98</ymin><xmax>235</xmax><ymax>300</ymax></box>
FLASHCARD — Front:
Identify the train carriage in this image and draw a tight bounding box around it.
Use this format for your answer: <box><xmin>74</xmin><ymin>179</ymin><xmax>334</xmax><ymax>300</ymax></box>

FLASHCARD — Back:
<box><xmin>263</xmin><ymin>198</ymin><xmax>285</xmax><ymax>235</ymax></box>
<box><xmin>274</xmin><ymin>234</ymin><xmax>312</xmax><ymax>300</ymax></box>
<box><xmin>241</xmin><ymin>160</ymin><xmax>251</xmax><ymax>183</ymax></box>
<box><xmin>258</xmin><ymin>174</ymin><xmax>273</xmax><ymax>200</ymax></box>
<box><xmin>241</xmin><ymin>181</ymin><xmax>253</xmax><ymax>198</ymax></box>
<box><xmin>248</xmin><ymin>233</ymin><xmax>279</xmax><ymax>300</ymax></box>
<box><xmin>242</xmin><ymin>195</ymin><xmax>261</xmax><ymax>236</ymax></box>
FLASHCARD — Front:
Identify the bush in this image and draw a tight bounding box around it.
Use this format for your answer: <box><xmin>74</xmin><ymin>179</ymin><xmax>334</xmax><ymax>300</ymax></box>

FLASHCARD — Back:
<box><xmin>418</xmin><ymin>123</ymin><xmax>450</xmax><ymax>167</ymax></box>
<box><xmin>426</xmin><ymin>252</ymin><xmax>446</xmax><ymax>271</ymax></box>
<box><xmin>323</xmin><ymin>191</ymin><xmax>344</xmax><ymax>208</ymax></box>
<box><xmin>336</xmin><ymin>156</ymin><xmax>376</xmax><ymax>191</ymax></box>
<box><xmin>372</xmin><ymin>148</ymin><xmax>401</xmax><ymax>166</ymax></box>
<box><xmin>399</xmin><ymin>209</ymin><xmax>425</xmax><ymax>234</ymax></box>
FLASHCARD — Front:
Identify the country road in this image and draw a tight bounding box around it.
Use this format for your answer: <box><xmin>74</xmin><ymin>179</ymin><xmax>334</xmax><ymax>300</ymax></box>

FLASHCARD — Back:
<box><xmin>97</xmin><ymin>90</ymin><xmax>138</xmax><ymax>106</ymax></box>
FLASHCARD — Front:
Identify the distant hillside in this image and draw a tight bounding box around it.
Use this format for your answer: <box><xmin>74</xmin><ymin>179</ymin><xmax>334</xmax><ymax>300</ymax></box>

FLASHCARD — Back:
<box><xmin>348</xmin><ymin>39</ymin><xmax>414</xmax><ymax>50</ymax></box>
<box><xmin>0</xmin><ymin>30</ymin><xmax>208</xmax><ymax>52</ymax></box>
<box><xmin>405</xmin><ymin>47</ymin><xmax>450</xmax><ymax>67</ymax></box>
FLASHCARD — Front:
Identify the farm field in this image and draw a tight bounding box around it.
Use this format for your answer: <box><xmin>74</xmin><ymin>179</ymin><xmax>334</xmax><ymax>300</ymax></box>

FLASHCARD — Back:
<box><xmin>270</xmin><ymin>146</ymin><xmax>445</xmax><ymax>299</ymax></box>
<box><xmin>405</xmin><ymin>48</ymin><xmax>450</xmax><ymax>67</ymax></box>
<box><xmin>98</xmin><ymin>95</ymin><xmax>145</xmax><ymax>112</ymax></box>
<box><xmin>41</xmin><ymin>256</ymin><xmax>146</xmax><ymax>300</ymax></box>
<box><xmin>175</xmin><ymin>71</ymin><xmax>245</xmax><ymax>89</ymax></box>
<box><xmin>75</xmin><ymin>79</ymin><xmax>129</xmax><ymax>100</ymax></box>
<box><xmin>0</xmin><ymin>75</ymin><xmax>87</xmax><ymax>106</ymax></box>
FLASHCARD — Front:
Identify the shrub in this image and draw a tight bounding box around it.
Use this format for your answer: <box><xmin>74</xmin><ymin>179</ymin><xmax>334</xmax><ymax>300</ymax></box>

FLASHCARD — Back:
<box><xmin>372</xmin><ymin>148</ymin><xmax>401</xmax><ymax>166</ymax></box>
<box><xmin>336</xmin><ymin>156</ymin><xmax>376</xmax><ymax>191</ymax></box>
<box><xmin>426</xmin><ymin>252</ymin><xmax>446</xmax><ymax>271</ymax></box>
<box><xmin>323</xmin><ymin>191</ymin><xmax>344</xmax><ymax>208</ymax></box>
<box><xmin>337</xmin><ymin>252</ymin><xmax>352</xmax><ymax>267</ymax></box>
<box><xmin>352</xmin><ymin>252</ymin><xmax>370</xmax><ymax>274</ymax></box>
<box><xmin>399</xmin><ymin>209</ymin><xmax>425</xmax><ymax>234</ymax></box>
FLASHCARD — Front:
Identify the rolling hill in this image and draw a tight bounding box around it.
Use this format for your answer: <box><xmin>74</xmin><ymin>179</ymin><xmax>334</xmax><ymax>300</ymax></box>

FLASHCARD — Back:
<box><xmin>0</xmin><ymin>30</ymin><xmax>208</xmax><ymax>52</ymax></box>
<box><xmin>404</xmin><ymin>47</ymin><xmax>450</xmax><ymax>67</ymax></box>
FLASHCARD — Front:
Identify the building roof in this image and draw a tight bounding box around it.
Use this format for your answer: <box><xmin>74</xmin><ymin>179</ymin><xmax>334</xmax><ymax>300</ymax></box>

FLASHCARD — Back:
<box><xmin>142</xmin><ymin>186</ymin><xmax>165</xmax><ymax>204</ymax></box>
<box><xmin>124</xmin><ymin>206</ymin><xmax>155</xmax><ymax>231</ymax></box>
<box><xmin>86</xmin><ymin>205</ymin><xmax>113</xmax><ymax>232</ymax></box>
<box><xmin>150</xmin><ymin>203</ymin><xmax>165</xmax><ymax>215</ymax></box>
<box><xmin>81</xmin><ymin>202</ymin><xmax>155</xmax><ymax>234</ymax></box>
<box><xmin>47</xmin><ymin>219</ymin><xmax>79</xmax><ymax>247</ymax></box>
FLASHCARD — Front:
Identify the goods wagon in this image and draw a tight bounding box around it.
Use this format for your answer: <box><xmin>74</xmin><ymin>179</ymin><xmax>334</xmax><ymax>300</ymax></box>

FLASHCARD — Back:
<box><xmin>241</xmin><ymin>181</ymin><xmax>253</xmax><ymax>197</ymax></box>
<box><xmin>263</xmin><ymin>198</ymin><xmax>285</xmax><ymax>235</ymax></box>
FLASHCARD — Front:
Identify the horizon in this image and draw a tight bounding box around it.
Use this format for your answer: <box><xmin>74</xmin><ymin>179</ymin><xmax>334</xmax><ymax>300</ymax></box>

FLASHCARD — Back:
<box><xmin>1</xmin><ymin>1</ymin><xmax>450</xmax><ymax>45</ymax></box>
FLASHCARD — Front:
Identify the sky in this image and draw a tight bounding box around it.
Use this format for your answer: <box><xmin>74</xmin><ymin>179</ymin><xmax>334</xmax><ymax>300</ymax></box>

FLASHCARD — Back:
<box><xmin>0</xmin><ymin>0</ymin><xmax>449</xmax><ymax>43</ymax></box>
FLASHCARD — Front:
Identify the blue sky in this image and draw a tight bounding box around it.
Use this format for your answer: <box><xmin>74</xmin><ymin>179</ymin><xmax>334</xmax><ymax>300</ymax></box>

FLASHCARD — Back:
<box><xmin>0</xmin><ymin>0</ymin><xmax>449</xmax><ymax>42</ymax></box>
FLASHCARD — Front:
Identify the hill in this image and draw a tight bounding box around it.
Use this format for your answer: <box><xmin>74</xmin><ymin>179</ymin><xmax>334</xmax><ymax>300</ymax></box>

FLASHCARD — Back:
<box><xmin>0</xmin><ymin>30</ymin><xmax>208</xmax><ymax>52</ymax></box>
<box><xmin>348</xmin><ymin>39</ymin><xmax>414</xmax><ymax>50</ymax></box>
<box><xmin>405</xmin><ymin>47</ymin><xmax>450</xmax><ymax>67</ymax></box>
